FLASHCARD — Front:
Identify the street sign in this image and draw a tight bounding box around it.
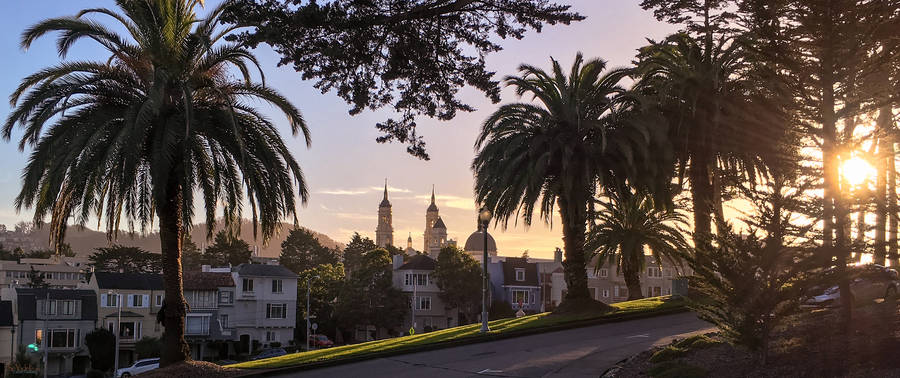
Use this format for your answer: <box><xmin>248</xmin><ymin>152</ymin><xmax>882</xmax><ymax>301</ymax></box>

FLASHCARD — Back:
<box><xmin>312</xmin><ymin>323</ymin><xmax>318</xmax><ymax>331</ymax></box>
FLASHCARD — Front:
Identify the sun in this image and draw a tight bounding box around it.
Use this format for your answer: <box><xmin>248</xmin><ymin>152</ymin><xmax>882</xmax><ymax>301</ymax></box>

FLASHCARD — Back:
<box><xmin>842</xmin><ymin>156</ymin><xmax>877</xmax><ymax>187</ymax></box>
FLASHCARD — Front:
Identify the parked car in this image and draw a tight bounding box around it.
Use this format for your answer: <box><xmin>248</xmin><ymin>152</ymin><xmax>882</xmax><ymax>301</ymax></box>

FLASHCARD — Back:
<box><xmin>250</xmin><ymin>348</ymin><xmax>287</xmax><ymax>361</ymax></box>
<box><xmin>308</xmin><ymin>334</ymin><xmax>334</xmax><ymax>348</ymax></box>
<box><xmin>116</xmin><ymin>358</ymin><xmax>159</xmax><ymax>377</ymax></box>
<box><xmin>804</xmin><ymin>264</ymin><xmax>898</xmax><ymax>307</ymax></box>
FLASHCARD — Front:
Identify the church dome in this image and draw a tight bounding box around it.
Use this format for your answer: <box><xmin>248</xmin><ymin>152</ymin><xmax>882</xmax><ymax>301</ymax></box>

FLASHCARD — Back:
<box><xmin>464</xmin><ymin>230</ymin><xmax>497</xmax><ymax>252</ymax></box>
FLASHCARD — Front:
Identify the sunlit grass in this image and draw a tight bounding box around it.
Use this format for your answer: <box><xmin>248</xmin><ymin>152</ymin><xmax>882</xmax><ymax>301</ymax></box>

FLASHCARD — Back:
<box><xmin>232</xmin><ymin>296</ymin><xmax>685</xmax><ymax>370</ymax></box>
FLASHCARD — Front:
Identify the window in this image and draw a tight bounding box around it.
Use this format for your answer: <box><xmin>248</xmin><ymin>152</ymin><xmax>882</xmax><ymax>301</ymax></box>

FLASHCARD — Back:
<box><xmin>189</xmin><ymin>291</ymin><xmax>216</xmax><ymax>309</ymax></box>
<box><xmin>131</xmin><ymin>295</ymin><xmax>144</xmax><ymax>308</ymax></box>
<box><xmin>614</xmin><ymin>286</ymin><xmax>628</xmax><ymax>298</ymax></box>
<box><xmin>664</xmin><ymin>269</ymin><xmax>673</xmax><ymax>277</ymax></box>
<box><xmin>49</xmin><ymin>329</ymin><xmax>77</xmax><ymax>349</ymax></box>
<box><xmin>60</xmin><ymin>300</ymin><xmax>75</xmax><ymax>315</ymax></box>
<box><xmin>589</xmin><ymin>287</ymin><xmax>597</xmax><ymax>299</ymax></box>
<box><xmin>46</xmin><ymin>300</ymin><xmax>57</xmax><ymax>315</ymax></box>
<box><xmin>218</xmin><ymin>291</ymin><xmax>233</xmax><ymax>304</ymax></box>
<box><xmin>602</xmin><ymin>289</ymin><xmax>610</xmax><ymax>298</ymax></box>
<box><xmin>599</xmin><ymin>269</ymin><xmax>609</xmax><ymax>278</ymax></box>
<box><xmin>404</xmin><ymin>273</ymin><xmax>429</xmax><ymax>286</ymax></box>
<box><xmin>414</xmin><ymin>296</ymin><xmax>431</xmax><ymax>311</ymax></box>
<box><xmin>664</xmin><ymin>287</ymin><xmax>671</xmax><ymax>295</ymax></box>
<box><xmin>272</xmin><ymin>279</ymin><xmax>283</xmax><ymax>293</ymax></box>
<box><xmin>512</xmin><ymin>289</ymin><xmax>530</xmax><ymax>305</ymax></box>
<box><xmin>185</xmin><ymin>315</ymin><xmax>210</xmax><ymax>335</ymax></box>
<box><xmin>103</xmin><ymin>294</ymin><xmax>119</xmax><ymax>308</ymax></box>
<box><xmin>45</xmin><ymin>272</ymin><xmax>54</xmax><ymax>280</ymax></box>
<box><xmin>242</xmin><ymin>278</ymin><xmax>254</xmax><ymax>292</ymax></box>
<box><xmin>266</xmin><ymin>304</ymin><xmax>287</xmax><ymax>319</ymax></box>
<box><xmin>155</xmin><ymin>295</ymin><xmax>163</xmax><ymax>307</ymax></box>
<box><xmin>219</xmin><ymin>314</ymin><xmax>229</xmax><ymax>329</ymax></box>
<box><xmin>35</xmin><ymin>329</ymin><xmax>42</xmax><ymax>346</ymax></box>
<box><xmin>266</xmin><ymin>330</ymin><xmax>278</xmax><ymax>342</ymax></box>
<box><xmin>515</xmin><ymin>268</ymin><xmax>525</xmax><ymax>282</ymax></box>
<box><xmin>647</xmin><ymin>267</ymin><xmax>662</xmax><ymax>278</ymax></box>
<box><xmin>119</xmin><ymin>322</ymin><xmax>140</xmax><ymax>340</ymax></box>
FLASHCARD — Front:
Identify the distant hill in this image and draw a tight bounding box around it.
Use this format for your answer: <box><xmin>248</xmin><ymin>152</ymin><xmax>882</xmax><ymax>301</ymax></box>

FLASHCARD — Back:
<box><xmin>23</xmin><ymin>221</ymin><xmax>343</xmax><ymax>257</ymax></box>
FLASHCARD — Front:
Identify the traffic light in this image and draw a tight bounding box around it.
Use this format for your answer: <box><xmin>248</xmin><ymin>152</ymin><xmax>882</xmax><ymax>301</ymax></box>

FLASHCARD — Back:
<box><xmin>26</xmin><ymin>343</ymin><xmax>39</xmax><ymax>352</ymax></box>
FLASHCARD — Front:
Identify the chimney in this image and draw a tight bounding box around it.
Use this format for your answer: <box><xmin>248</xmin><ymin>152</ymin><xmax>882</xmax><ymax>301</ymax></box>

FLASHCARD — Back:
<box><xmin>554</xmin><ymin>247</ymin><xmax>563</xmax><ymax>263</ymax></box>
<box><xmin>392</xmin><ymin>254</ymin><xmax>403</xmax><ymax>270</ymax></box>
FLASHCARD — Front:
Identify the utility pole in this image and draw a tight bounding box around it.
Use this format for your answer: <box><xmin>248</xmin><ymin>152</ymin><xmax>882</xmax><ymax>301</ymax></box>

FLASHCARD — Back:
<box><xmin>305</xmin><ymin>277</ymin><xmax>310</xmax><ymax>352</ymax></box>
<box><xmin>42</xmin><ymin>291</ymin><xmax>48</xmax><ymax>378</ymax></box>
<box><xmin>411</xmin><ymin>280</ymin><xmax>417</xmax><ymax>333</ymax></box>
<box><xmin>112</xmin><ymin>291</ymin><xmax>121</xmax><ymax>374</ymax></box>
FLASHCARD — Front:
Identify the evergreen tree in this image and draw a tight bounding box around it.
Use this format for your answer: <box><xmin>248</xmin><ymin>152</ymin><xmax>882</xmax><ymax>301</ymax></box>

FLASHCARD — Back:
<box><xmin>221</xmin><ymin>0</ymin><xmax>584</xmax><ymax>159</ymax></box>
<box><xmin>280</xmin><ymin>228</ymin><xmax>339</xmax><ymax>274</ymax></box>
<box><xmin>203</xmin><ymin>231</ymin><xmax>252</xmax><ymax>267</ymax></box>
<box><xmin>89</xmin><ymin>246</ymin><xmax>162</xmax><ymax>274</ymax></box>
<box><xmin>342</xmin><ymin>233</ymin><xmax>377</xmax><ymax>276</ymax></box>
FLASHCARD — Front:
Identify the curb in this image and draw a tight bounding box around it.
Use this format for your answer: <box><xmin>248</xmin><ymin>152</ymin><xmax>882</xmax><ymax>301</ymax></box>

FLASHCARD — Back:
<box><xmin>234</xmin><ymin>306</ymin><xmax>690</xmax><ymax>377</ymax></box>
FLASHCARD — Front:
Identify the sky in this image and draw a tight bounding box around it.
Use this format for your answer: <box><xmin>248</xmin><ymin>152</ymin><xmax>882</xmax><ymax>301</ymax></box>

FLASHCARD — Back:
<box><xmin>0</xmin><ymin>1</ymin><xmax>677</xmax><ymax>259</ymax></box>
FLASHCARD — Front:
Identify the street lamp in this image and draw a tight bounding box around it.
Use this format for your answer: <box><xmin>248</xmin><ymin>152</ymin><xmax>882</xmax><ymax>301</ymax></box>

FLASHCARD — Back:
<box><xmin>478</xmin><ymin>207</ymin><xmax>492</xmax><ymax>334</ymax></box>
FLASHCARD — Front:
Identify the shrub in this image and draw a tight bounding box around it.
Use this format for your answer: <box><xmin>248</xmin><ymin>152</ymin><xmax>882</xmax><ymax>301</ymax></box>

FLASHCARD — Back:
<box><xmin>85</xmin><ymin>328</ymin><xmax>116</xmax><ymax>372</ymax></box>
<box><xmin>649</xmin><ymin>346</ymin><xmax>686</xmax><ymax>363</ymax></box>
<box><xmin>270</xmin><ymin>341</ymin><xmax>282</xmax><ymax>348</ymax></box>
<box><xmin>687</xmin><ymin>177</ymin><xmax>816</xmax><ymax>364</ymax></box>
<box><xmin>673</xmin><ymin>334</ymin><xmax>719</xmax><ymax>350</ymax></box>
<box><xmin>649</xmin><ymin>362</ymin><xmax>708</xmax><ymax>378</ymax></box>
<box><xmin>488</xmin><ymin>299</ymin><xmax>515</xmax><ymax>320</ymax></box>
<box><xmin>135</xmin><ymin>337</ymin><xmax>163</xmax><ymax>359</ymax></box>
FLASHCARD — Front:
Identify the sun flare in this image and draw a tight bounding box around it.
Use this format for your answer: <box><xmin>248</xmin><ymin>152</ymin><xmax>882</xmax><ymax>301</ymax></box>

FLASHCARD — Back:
<box><xmin>842</xmin><ymin>156</ymin><xmax>877</xmax><ymax>187</ymax></box>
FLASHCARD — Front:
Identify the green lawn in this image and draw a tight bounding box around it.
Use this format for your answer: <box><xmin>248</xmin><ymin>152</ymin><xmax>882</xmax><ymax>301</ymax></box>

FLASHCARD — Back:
<box><xmin>232</xmin><ymin>296</ymin><xmax>685</xmax><ymax>370</ymax></box>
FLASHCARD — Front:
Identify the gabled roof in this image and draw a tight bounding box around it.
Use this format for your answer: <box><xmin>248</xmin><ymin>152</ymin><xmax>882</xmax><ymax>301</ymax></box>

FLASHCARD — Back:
<box><xmin>15</xmin><ymin>288</ymin><xmax>97</xmax><ymax>320</ymax></box>
<box><xmin>94</xmin><ymin>272</ymin><xmax>164</xmax><ymax>290</ymax></box>
<box><xmin>432</xmin><ymin>217</ymin><xmax>446</xmax><ymax>229</ymax></box>
<box><xmin>502</xmin><ymin>257</ymin><xmax>539</xmax><ymax>287</ymax></box>
<box><xmin>396</xmin><ymin>254</ymin><xmax>436</xmax><ymax>271</ymax></box>
<box><xmin>236</xmin><ymin>264</ymin><xmax>298</xmax><ymax>278</ymax></box>
<box><xmin>183</xmin><ymin>271</ymin><xmax>235</xmax><ymax>290</ymax></box>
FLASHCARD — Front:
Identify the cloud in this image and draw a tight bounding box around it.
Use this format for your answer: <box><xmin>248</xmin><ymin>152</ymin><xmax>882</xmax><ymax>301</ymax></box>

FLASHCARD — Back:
<box><xmin>414</xmin><ymin>194</ymin><xmax>476</xmax><ymax>211</ymax></box>
<box><xmin>369</xmin><ymin>186</ymin><xmax>412</xmax><ymax>193</ymax></box>
<box><xmin>316</xmin><ymin>185</ymin><xmax>413</xmax><ymax>196</ymax></box>
<box><xmin>334</xmin><ymin>212</ymin><xmax>377</xmax><ymax>221</ymax></box>
<box><xmin>317</xmin><ymin>188</ymin><xmax>370</xmax><ymax>195</ymax></box>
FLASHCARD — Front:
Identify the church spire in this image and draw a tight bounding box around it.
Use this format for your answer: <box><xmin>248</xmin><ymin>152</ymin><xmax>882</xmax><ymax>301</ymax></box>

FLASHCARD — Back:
<box><xmin>427</xmin><ymin>185</ymin><xmax>439</xmax><ymax>212</ymax></box>
<box><xmin>379</xmin><ymin>178</ymin><xmax>391</xmax><ymax>208</ymax></box>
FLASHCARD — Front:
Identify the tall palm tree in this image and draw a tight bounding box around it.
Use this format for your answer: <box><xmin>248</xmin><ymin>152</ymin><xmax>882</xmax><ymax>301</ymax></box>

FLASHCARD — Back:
<box><xmin>636</xmin><ymin>33</ymin><xmax>784</xmax><ymax>249</ymax></box>
<box><xmin>5</xmin><ymin>0</ymin><xmax>308</xmax><ymax>365</ymax></box>
<box><xmin>473</xmin><ymin>53</ymin><xmax>666</xmax><ymax>307</ymax></box>
<box><xmin>586</xmin><ymin>191</ymin><xmax>689</xmax><ymax>300</ymax></box>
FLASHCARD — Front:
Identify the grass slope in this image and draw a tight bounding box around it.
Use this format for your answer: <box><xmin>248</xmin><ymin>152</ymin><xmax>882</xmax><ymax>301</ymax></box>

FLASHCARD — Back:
<box><xmin>233</xmin><ymin>296</ymin><xmax>685</xmax><ymax>370</ymax></box>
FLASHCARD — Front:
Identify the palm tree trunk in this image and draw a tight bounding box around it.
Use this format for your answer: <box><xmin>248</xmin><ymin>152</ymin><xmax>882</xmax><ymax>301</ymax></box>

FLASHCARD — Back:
<box><xmin>690</xmin><ymin>152</ymin><xmax>714</xmax><ymax>250</ymax></box>
<box><xmin>558</xmin><ymin>195</ymin><xmax>590</xmax><ymax>302</ymax></box>
<box><xmin>158</xmin><ymin>177</ymin><xmax>191</xmax><ymax>366</ymax></box>
<box><xmin>623</xmin><ymin>254</ymin><xmax>644</xmax><ymax>301</ymax></box>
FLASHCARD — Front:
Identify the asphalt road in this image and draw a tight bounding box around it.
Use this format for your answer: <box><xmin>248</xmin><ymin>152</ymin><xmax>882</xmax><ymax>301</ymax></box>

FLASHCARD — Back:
<box><xmin>272</xmin><ymin>312</ymin><xmax>714</xmax><ymax>378</ymax></box>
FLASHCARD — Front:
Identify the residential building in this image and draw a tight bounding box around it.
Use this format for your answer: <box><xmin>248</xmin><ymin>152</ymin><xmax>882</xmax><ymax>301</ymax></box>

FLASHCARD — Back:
<box><xmin>87</xmin><ymin>272</ymin><xmax>164</xmax><ymax>368</ymax></box>
<box><xmin>230</xmin><ymin>264</ymin><xmax>298</xmax><ymax>353</ymax></box>
<box><xmin>0</xmin><ymin>301</ymin><xmax>14</xmax><ymax>373</ymax></box>
<box><xmin>0</xmin><ymin>260</ymin><xmax>87</xmax><ymax>289</ymax></box>
<box><xmin>485</xmin><ymin>257</ymin><xmax>543</xmax><ymax>314</ymax></box>
<box><xmin>183</xmin><ymin>270</ymin><xmax>236</xmax><ymax>360</ymax></box>
<box><xmin>392</xmin><ymin>254</ymin><xmax>458</xmax><ymax>335</ymax></box>
<box><xmin>15</xmin><ymin>288</ymin><xmax>96</xmax><ymax>376</ymax></box>
<box><xmin>540</xmin><ymin>254</ymin><xmax>691</xmax><ymax>305</ymax></box>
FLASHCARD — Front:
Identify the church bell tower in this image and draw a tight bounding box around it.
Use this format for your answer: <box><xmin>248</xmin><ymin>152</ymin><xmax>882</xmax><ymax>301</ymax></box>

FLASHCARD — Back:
<box><xmin>376</xmin><ymin>179</ymin><xmax>394</xmax><ymax>247</ymax></box>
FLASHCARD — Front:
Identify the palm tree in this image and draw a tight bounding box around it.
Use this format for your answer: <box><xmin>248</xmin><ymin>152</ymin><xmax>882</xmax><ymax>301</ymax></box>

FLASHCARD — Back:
<box><xmin>5</xmin><ymin>0</ymin><xmax>308</xmax><ymax>365</ymax></box>
<box><xmin>636</xmin><ymin>33</ymin><xmax>784</xmax><ymax>249</ymax></box>
<box><xmin>586</xmin><ymin>191</ymin><xmax>689</xmax><ymax>300</ymax></box>
<box><xmin>472</xmin><ymin>53</ymin><xmax>665</xmax><ymax>307</ymax></box>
